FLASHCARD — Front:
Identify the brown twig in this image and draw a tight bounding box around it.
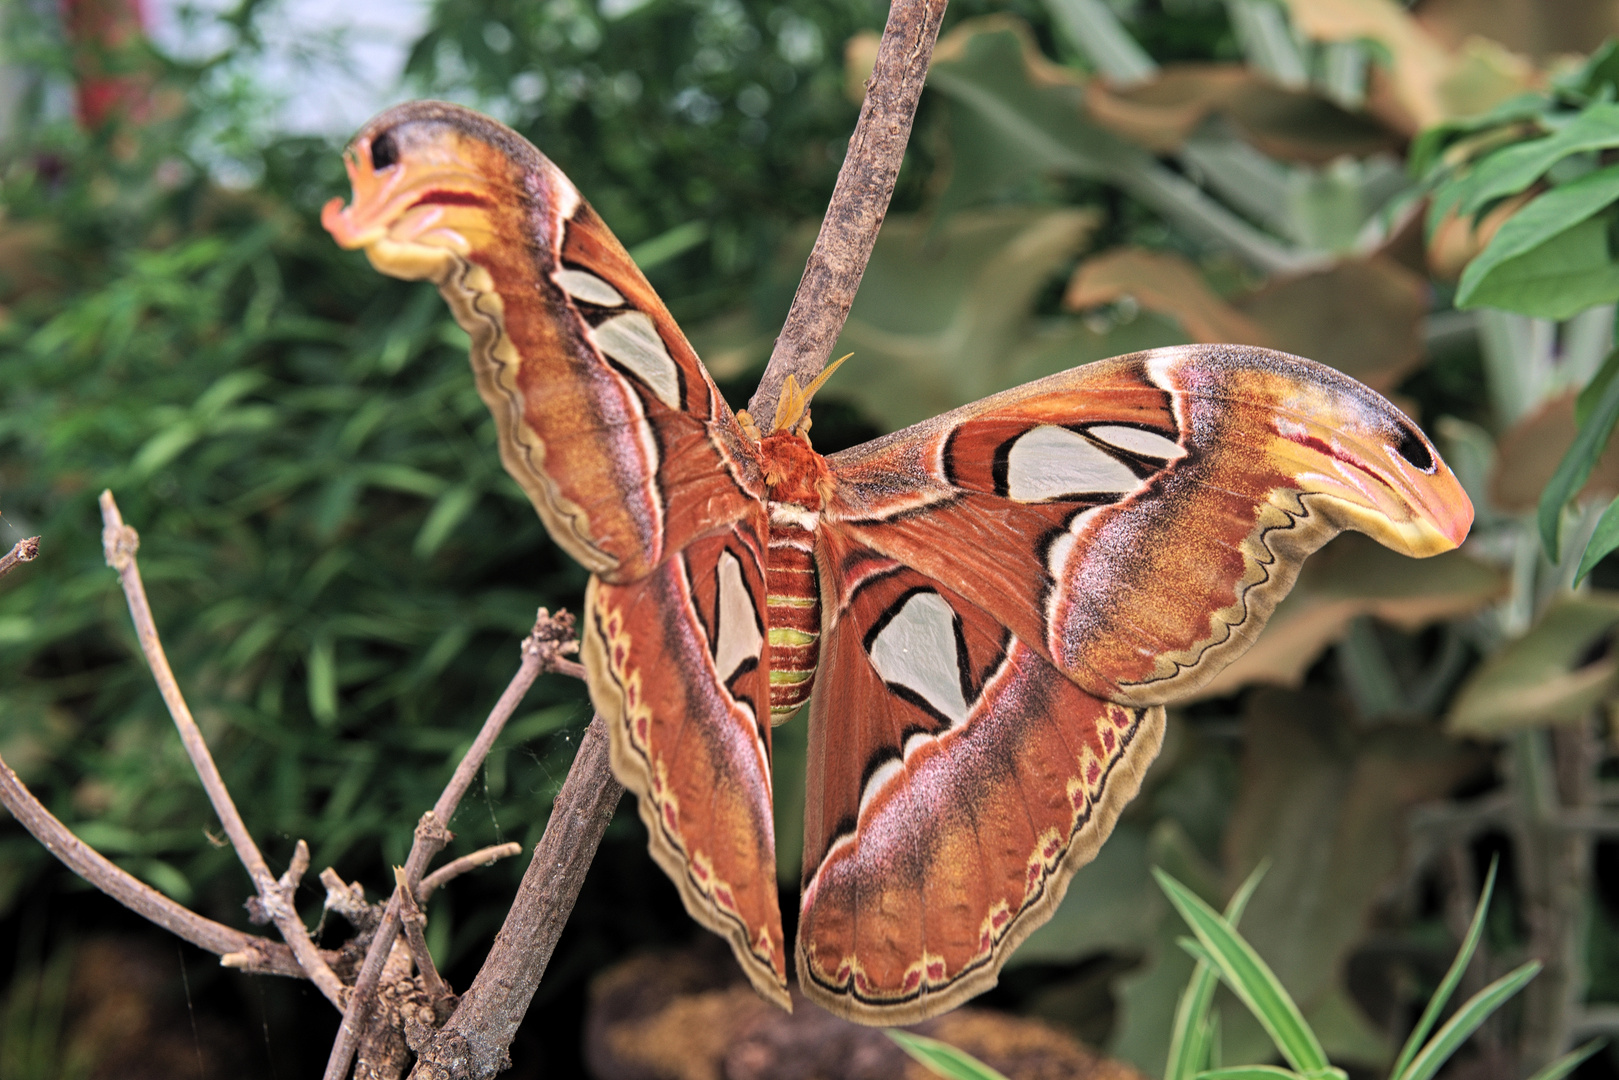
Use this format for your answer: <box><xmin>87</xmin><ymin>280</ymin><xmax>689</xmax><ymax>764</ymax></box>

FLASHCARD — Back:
<box><xmin>325</xmin><ymin>610</ymin><xmax>572</xmax><ymax>1080</ymax></box>
<box><xmin>98</xmin><ymin>490</ymin><xmax>348</xmax><ymax>1008</ymax></box>
<box><xmin>396</xmin><ymin>868</ymin><xmax>454</xmax><ymax>1009</ymax></box>
<box><xmin>746</xmin><ymin>0</ymin><xmax>950</xmax><ymax>420</ymax></box>
<box><xmin>0</xmin><ymin>535</ymin><xmax>39</xmax><ymax>580</ymax></box>
<box><xmin>417</xmin><ymin>844</ymin><xmax>523</xmax><ymax>903</ymax></box>
<box><xmin>0</xmin><ymin>750</ymin><xmax>327</xmax><ymax>978</ymax></box>
<box><xmin>409</xmin><ymin>715</ymin><xmax>622</xmax><ymax>1080</ymax></box>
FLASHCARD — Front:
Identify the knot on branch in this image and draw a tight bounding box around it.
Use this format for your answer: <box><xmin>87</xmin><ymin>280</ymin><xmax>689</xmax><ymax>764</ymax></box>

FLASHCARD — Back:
<box><xmin>0</xmin><ymin>535</ymin><xmax>40</xmax><ymax>580</ymax></box>
<box><xmin>414</xmin><ymin>811</ymin><xmax>454</xmax><ymax>853</ymax></box>
<box><xmin>523</xmin><ymin>607</ymin><xmax>580</xmax><ymax>668</ymax></box>
<box><xmin>101</xmin><ymin>522</ymin><xmax>138</xmax><ymax>570</ymax></box>
<box><xmin>244</xmin><ymin>894</ymin><xmax>273</xmax><ymax>925</ymax></box>
<box><xmin>322</xmin><ymin>867</ymin><xmax>383</xmax><ymax>932</ymax></box>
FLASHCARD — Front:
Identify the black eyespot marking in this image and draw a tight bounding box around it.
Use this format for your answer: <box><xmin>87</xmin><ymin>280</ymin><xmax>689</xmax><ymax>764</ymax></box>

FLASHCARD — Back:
<box><xmin>371</xmin><ymin>131</ymin><xmax>399</xmax><ymax>171</ymax></box>
<box><xmin>1395</xmin><ymin>426</ymin><xmax>1434</xmax><ymax>472</ymax></box>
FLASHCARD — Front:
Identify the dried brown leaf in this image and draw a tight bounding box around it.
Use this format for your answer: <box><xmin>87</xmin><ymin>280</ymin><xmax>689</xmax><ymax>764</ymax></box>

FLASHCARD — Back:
<box><xmin>1490</xmin><ymin>392</ymin><xmax>1619</xmax><ymax>513</ymax></box>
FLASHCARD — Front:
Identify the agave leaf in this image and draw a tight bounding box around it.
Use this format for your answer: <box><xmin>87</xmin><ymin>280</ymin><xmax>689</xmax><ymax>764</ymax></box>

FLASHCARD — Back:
<box><xmin>1165</xmin><ymin>865</ymin><xmax>1268</xmax><ymax>1080</ymax></box>
<box><xmin>1388</xmin><ymin>860</ymin><xmax>1498</xmax><ymax>1080</ymax></box>
<box><xmin>888</xmin><ymin>1031</ymin><xmax>1011</xmax><ymax>1080</ymax></box>
<box><xmin>1395</xmin><ymin>962</ymin><xmax>1541</xmax><ymax>1080</ymax></box>
<box><xmin>1155</xmin><ymin>869</ymin><xmax>1331</xmax><ymax>1072</ymax></box>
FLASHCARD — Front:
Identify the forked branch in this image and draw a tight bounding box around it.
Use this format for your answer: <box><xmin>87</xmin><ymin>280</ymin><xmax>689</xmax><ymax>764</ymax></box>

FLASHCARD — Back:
<box><xmin>99</xmin><ymin>491</ymin><xmax>349</xmax><ymax>1007</ymax></box>
<box><xmin>0</xmin><ymin>734</ymin><xmax>327</xmax><ymax>978</ymax></box>
<box><xmin>325</xmin><ymin>611</ymin><xmax>581</xmax><ymax>1080</ymax></box>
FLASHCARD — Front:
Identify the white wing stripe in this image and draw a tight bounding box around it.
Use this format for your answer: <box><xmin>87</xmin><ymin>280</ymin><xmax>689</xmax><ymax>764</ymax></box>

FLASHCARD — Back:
<box><xmin>868</xmin><ymin>591</ymin><xmax>968</xmax><ymax>724</ymax></box>
<box><xmin>592</xmin><ymin>311</ymin><xmax>682</xmax><ymax>409</ymax></box>
<box><xmin>1006</xmin><ymin>425</ymin><xmax>1137</xmax><ymax>501</ymax></box>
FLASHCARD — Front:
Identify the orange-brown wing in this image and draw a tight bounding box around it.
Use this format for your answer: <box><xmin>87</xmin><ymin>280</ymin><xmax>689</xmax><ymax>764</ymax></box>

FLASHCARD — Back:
<box><xmin>322</xmin><ymin>100</ymin><xmax>763</xmax><ymax>583</ymax></box>
<box><xmin>797</xmin><ymin>535</ymin><xmax>1163</xmax><ymax>1022</ymax></box>
<box><xmin>583</xmin><ymin>522</ymin><xmax>787</xmax><ymax>1006</ymax></box>
<box><xmin>824</xmin><ymin>344</ymin><xmax>1473</xmax><ymax>707</ymax></box>
<box><xmin>323</xmin><ymin>103</ymin><xmax>787</xmax><ymax>1007</ymax></box>
<box><xmin>799</xmin><ymin>343</ymin><xmax>1472</xmax><ymax>1021</ymax></box>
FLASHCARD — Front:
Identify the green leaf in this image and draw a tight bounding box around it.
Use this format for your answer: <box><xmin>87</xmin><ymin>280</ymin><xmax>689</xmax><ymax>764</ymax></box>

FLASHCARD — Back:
<box><xmin>1410</xmin><ymin>95</ymin><xmax>1556</xmax><ymax>180</ymax></box>
<box><xmin>1457</xmin><ymin>164</ymin><xmax>1619</xmax><ymax>312</ymax></box>
<box><xmin>1577</xmin><ymin>496</ymin><xmax>1619</xmax><ymax>584</ymax></box>
<box><xmin>1454</xmin><ymin>213</ymin><xmax>1619</xmax><ymax>319</ymax></box>
<box><xmin>1555</xmin><ymin>40</ymin><xmax>1619</xmax><ymax>102</ymax></box>
<box><xmin>1578</xmin><ymin>346</ymin><xmax>1619</xmax><ymax>428</ymax></box>
<box><xmin>131</xmin><ymin>420</ymin><xmax>201</xmax><ymax>477</ymax></box>
<box><xmin>629</xmin><ymin>220</ymin><xmax>709</xmax><ymax>271</ymax></box>
<box><xmin>1395</xmin><ymin>961</ymin><xmax>1541</xmax><ymax>1080</ymax></box>
<box><xmin>1154</xmin><ymin>868</ymin><xmax>1330</xmax><ymax>1072</ymax></box>
<box><xmin>1389</xmin><ymin>859</ymin><xmax>1498</xmax><ymax>1080</ymax></box>
<box><xmin>1525</xmin><ymin>1039</ymin><xmax>1608</xmax><ymax>1080</ymax></box>
<box><xmin>133</xmin><ymin>858</ymin><xmax>194</xmax><ymax>904</ymax></box>
<box><xmin>1448</xmin><ymin>103</ymin><xmax>1619</xmax><ymax>218</ymax></box>
<box><xmin>1539</xmin><ymin>353</ymin><xmax>1619</xmax><ymax>556</ymax></box>
<box><xmin>887</xmin><ymin>1030</ymin><xmax>1011</xmax><ymax>1080</ymax></box>
<box><xmin>1165</xmin><ymin>863</ymin><xmax>1268</xmax><ymax>1080</ymax></box>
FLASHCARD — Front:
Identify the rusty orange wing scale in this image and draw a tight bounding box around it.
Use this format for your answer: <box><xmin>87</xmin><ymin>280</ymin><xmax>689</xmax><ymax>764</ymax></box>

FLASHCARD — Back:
<box><xmin>323</xmin><ymin>101</ymin><xmax>1475</xmax><ymax>1025</ymax></box>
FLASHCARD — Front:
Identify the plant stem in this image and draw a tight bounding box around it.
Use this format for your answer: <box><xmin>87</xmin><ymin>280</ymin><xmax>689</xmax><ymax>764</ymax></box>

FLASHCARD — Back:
<box><xmin>0</xmin><ymin>750</ymin><xmax>323</xmax><ymax>977</ymax></box>
<box><xmin>417</xmin><ymin>844</ymin><xmax>523</xmax><ymax>903</ymax></box>
<box><xmin>746</xmin><ymin>0</ymin><xmax>950</xmax><ymax>420</ymax></box>
<box><xmin>98</xmin><ymin>490</ymin><xmax>348</xmax><ymax>1008</ymax></box>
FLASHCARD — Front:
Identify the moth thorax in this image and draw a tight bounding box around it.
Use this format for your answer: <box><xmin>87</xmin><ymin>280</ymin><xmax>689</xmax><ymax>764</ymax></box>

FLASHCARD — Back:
<box><xmin>764</xmin><ymin>519</ymin><xmax>820</xmax><ymax>723</ymax></box>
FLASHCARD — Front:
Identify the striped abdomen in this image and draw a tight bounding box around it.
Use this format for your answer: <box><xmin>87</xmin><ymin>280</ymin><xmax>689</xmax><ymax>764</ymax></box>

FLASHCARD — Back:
<box><xmin>765</xmin><ymin>517</ymin><xmax>821</xmax><ymax>722</ymax></box>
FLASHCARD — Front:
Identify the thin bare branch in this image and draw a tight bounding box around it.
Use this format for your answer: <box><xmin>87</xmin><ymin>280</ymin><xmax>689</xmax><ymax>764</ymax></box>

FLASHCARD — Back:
<box><xmin>429</xmin><ymin>610</ymin><xmax>576</xmax><ymax>835</ymax></box>
<box><xmin>0</xmin><ymin>750</ymin><xmax>324</xmax><ymax>978</ymax></box>
<box><xmin>417</xmin><ymin>844</ymin><xmax>523</xmax><ymax>903</ymax></box>
<box><xmin>0</xmin><ymin>535</ymin><xmax>39</xmax><ymax>580</ymax></box>
<box><xmin>410</xmin><ymin>714</ymin><xmax>622</xmax><ymax>1080</ymax></box>
<box><xmin>98</xmin><ymin>490</ymin><xmax>348</xmax><ymax>1008</ymax></box>
<box><xmin>746</xmin><ymin>0</ymin><xmax>950</xmax><ymax>421</ymax></box>
<box><xmin>326</xmin><ymin>609</ymin><xmax>570</xmax><ymax>1080</ymax></box>
<box><xmin>396</xmin><ymin>869</ymin><xmax>454</xmax><ymax>1010</ymax></box>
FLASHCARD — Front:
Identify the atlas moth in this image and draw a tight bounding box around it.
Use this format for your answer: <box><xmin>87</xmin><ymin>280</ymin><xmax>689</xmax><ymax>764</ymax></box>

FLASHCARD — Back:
<box><xmin>323</xmin><ymin>100</ymin><xmax>1472</xmax><ymax>1024</ymax></box>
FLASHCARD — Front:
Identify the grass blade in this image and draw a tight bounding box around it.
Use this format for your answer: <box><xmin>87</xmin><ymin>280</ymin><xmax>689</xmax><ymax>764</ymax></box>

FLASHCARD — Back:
<box><xmin>1540</xmin><ymin>344</ymin><xmax>1619</xmax><ymax>558</ymax></box>
<box><xmin>1155</xmin><ymin>868</ymin><xmax>1329</xmax><ymax>1072</ymax></box>
<box><xmin>887</xmin><ymin>1030</ymin><xmax>1010</xmax><ymax>1080</ymax></box>
<box><xmin>1389</xmin><ymin>859</ymin><xmax>1499</xmax><ymax>1080</ymax></box>
<box><xmin>1397</xmin><ymin>961</ymin><xmax>1541</xmax><ymax>1080</ymax></box>
<box><xmin>1525</xmin><ymin>1039</ymin><xmax>1607</xmax><ymax>1080</ymax></box>
<box><xmin>1576</xmin><ymin>495</ymin><xmax>1619</xmax><ymax>584</ymax></box>
<box><xmin>1166</xmin><ymin>863</ymin><xmax>1270</xmax><ymax>1080</ymax></box>
<box><xmin>1168</xmin><ymin>955</ymin><xmax>1223</xmax><ymax>1080</ymax></box>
